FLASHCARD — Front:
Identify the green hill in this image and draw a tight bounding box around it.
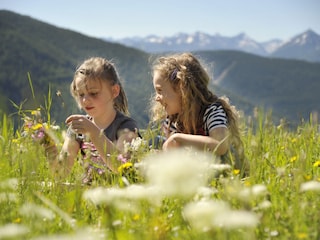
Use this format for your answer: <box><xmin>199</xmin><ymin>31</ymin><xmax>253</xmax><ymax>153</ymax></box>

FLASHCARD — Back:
<box><xmin>1</xmin><ymin>10</ymin><xmax>319</xmax><ymax>129</ymax></box>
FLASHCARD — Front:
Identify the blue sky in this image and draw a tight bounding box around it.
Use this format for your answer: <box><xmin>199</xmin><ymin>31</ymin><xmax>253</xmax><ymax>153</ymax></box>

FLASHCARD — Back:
<box><xmin>1</xmin><ymin>0</ymin><xmax>319</xmax><ymax>42</ymax></box>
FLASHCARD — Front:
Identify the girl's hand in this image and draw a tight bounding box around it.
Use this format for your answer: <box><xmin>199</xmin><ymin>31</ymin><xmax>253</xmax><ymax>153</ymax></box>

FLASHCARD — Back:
<box><xmin>162</xmin><ymin>133</ymin><xmax>180</xmax><ymax>150</ymax></box>
<box><xmin>65</xmin><ymin>115</ymin><xmax>96</xmax><ymax>136</ymax></box>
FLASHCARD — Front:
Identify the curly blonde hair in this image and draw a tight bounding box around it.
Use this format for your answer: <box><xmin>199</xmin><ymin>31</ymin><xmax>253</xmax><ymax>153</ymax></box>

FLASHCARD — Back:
<box><xmin>151</xmin><ymin>53</ymin><xmax>246</xmax><ymax>168</ymax></box>
<box><xmin>71</xmin><ymin>57</ymin><xmax>129</xmax><ymax>115</ymax></box>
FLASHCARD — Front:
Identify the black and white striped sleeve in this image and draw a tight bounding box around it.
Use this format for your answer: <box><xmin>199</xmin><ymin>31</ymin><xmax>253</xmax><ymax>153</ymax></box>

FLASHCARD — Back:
<box><xmin>203</xmin><ymin>103</ymin><xmax>228</xmax><ymax>132</ymax></box>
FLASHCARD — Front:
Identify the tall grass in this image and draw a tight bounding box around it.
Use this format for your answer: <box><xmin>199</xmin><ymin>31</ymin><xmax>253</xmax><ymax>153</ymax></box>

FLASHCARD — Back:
<box><xmin>0</xmin><ymin>102</ymin><xmax>319</xmax><ymax>239</ymax></box>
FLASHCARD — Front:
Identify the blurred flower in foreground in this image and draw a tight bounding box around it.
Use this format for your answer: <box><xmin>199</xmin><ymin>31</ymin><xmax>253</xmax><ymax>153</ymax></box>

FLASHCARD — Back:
<box><xmin>222</xmin><ymin>178</ymin><xmax>268</xmax><ymax>203</ymax></box>
<box><xmin>193</xmin><ymin>186</ymin><xmax>218</xmax><ymax>201</ymax></box>
<box><xmin>140</xmin><ymin>149</ymin><xmax>216</xmax><ymax>197</ymax></box>
<box><xmin>238</xmin><ymin>184</ymin><xmax>269</xmax><ymax>201</ymax></box>
<box><xmin>233</xmin><ymin>169</ymin><xmax>240</xmax><ymax>175</ymax></box>
<box><xmin>209</xmin><ymin>163</ymin><xmax>232</xmax><ymax>177</ymax></box>
<box><xmin>0</xmin><ymin>224</ymin><xmax>29</xmax><ymax>239</ymax></box>
<box><xmin>211</xmin><ymin>209</ymin><xmax>259</xmax><ymax>229</ymax></box>
<box><xmin>0</xmin><ymin>193</ymin><xmax>18</xmax><ymax>203</ymax></box>
<box><xmin>31</xmin><ymin>227</ymin><xmax>104</xmax><ymax>240</ymax></box>
<box><xmin>183</xmin><ymin>200</ymin><xmax>259</xmax><ymax>231</ymax></box>
<box><xmin>19</xmin><ymin>203</ymin><xmax>55</xmax><ymax>220</ymax></box>
<box><xmin>300</xmin><ymin>180</ymin><xmax>320</xmax><ymax>192</ymax></box>
<box><xmin>183</xmin><ymin>200</ymin><xmax>230</xmax><ymax>232</ymax></box>
<box><xmin>84</xmin><ymin>150</ymin><xmax>221</xmax><ymax>208</ymax></box>
<box><xmin>83</xmin><ymin>184</ymin><xmax>162</xmax><ymax>207</ymax></box>
<box><xmin>313</xmin><ymin>160</ymin><xmax>320</xmax><ymax>167</ymax></box>
<box><xmin>289</xmin><ymin>156</ymin><xmax>297</xmax><ymax>163</ymax></box>
<box><xmin>0</xmin><ymin>178</ymin><xmax>19</xmax><ymax>190</ymax></box>
<box><xmin>253</xmin><ymin>200</ymin><xmax>272</xmax><ymax>211</ymax></box>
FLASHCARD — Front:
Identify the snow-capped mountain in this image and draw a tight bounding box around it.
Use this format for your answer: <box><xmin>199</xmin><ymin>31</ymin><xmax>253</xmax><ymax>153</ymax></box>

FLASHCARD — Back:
<box><xmin>104</xmin><ymin>30</ymin><xmax>320</xmax><ymax>62</ymax></box>
<box><xmin>271</xmin><ymin>30</ymin><xmax>320</xmax><ymax>62</ymax></box>
<box><xmin>106</xmin><ymin>31</ymin><xmax>274</xmax><ymax>56</ymax></box>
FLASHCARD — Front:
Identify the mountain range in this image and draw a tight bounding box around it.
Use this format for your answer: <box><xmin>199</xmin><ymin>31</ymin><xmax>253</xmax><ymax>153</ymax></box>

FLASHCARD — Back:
<box><xmin>1</xmin><ymin>10</ymin><xmax>320</xmax><ymax>129</ymax></box>
<box><xmin>106</xmin><ymin>30</ymin><xmax>320</xmax><ymax>63</ymax></box>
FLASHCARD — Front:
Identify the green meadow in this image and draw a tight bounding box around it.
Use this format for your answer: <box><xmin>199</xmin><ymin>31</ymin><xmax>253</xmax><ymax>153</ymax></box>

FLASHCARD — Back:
<box><xmin>0</xmin><ymin>97</ymin><xmax>319</xmax><ymax>240</ymax></box>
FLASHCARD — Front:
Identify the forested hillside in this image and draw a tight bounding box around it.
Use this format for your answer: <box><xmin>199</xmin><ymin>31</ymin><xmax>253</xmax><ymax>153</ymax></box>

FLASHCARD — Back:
<box><xmin>1</xmin><ymin>10</ymin><xmax>320</xmax><ymax>129</ymax></box>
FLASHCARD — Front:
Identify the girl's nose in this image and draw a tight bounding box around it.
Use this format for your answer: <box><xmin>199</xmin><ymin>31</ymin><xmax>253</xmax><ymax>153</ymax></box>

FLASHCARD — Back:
<box><xmin>81</xmin><ymin>95</ymin><xmax>90</xmax><ymax>103</ymax></box>
<box><xmin>155</xmin><ymin>94</ymin><xmax>161</xmax><ymax>102</ymax></box>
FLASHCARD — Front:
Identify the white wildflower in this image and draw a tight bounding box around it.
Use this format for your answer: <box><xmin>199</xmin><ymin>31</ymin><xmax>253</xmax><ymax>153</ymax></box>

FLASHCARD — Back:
<box><xmin>0</xmin><ymin>224</ymin><xmax>29</xmax><ymax>239</ymax></box>
<box><xmin>123</xmin><ymin>184</ymin><xmax>162</xmax><ymax>202</ymax></box>
<box><xmin>141</xmin><ymin>149</ymin><xmax>214</xmax><ymax>197</ymax></box>
<box><xmin>83</xmin><ymin>187</ymin><xmax>123</xmax><ymax>205</ymax></box>
<box><xmin>183</xmin><ymin>200</ymin><xmax>230</xmax><ymax>232</ymax></box>
<box><xmin>83</xmin><ymin>184</ymin><xmax>163</xmax><ymax>207</ymax></box>
<box><xmin>194</xmin><ymin>186</ymin><xmax>218</xmax><ymax>201</ymax></box>
<box><xmin>51</xmin><ymin>124</ymin><xmax>60</xmax><ymax>130</ymax></box>
<box><xmin>270</xmin><ymin>230</ymin><xmax>279</xmax><ymax>237</ymax></box>
<box><xmin>0</xmin><ymin>178</ymin><xmax>19</xmax><ymax>190</ymax></box>
<box><xmin>19</xmin><ymin>203</ymin><xmax>55</xmax><ymax>220</ymax></box>
<box><xmin>123</xmin><ymin>141</ymin><xmax>131</xmax><ymax>154</ymax></box>
<box><xmin>123</xmin><ymin>137</ymin><xmax>145</xmax><ymax>153</ymax></box>
<box><xmin>40</xmin><ymin>181</ymin><xmax>54</xmax><ymax>188</ymax></box>
<box><xmin>0</xmin><ymin>192</ymin><xmax>18</xmax><ymax>203</ymax></box>
<box><xmin>209</xmin><ymin>163</ymin><xmax>232</xmax><ymax>173</ymax></box>
<box><xmin>252</xmin><ymin>184</ymin><xmax>268</xmax><ymax>196</ymax></box>
<box><xmin>112</xmin><ymin>220</ymin><xmax>122</xmax><ymax>227</ymax></box>
<box><xmin>238</xmin><ymin>184</ymin><xmax>268</xmax><ymax>201</ymax></box>
<box><xmin>130</xmin><ymin>137</ymin><xmax>144</xmax><ymax>151</ymax></box>
<box><xmin>256</xmin><ymin>200</ymin><xmax>272</xmax><ymax>210</ymax></box>
<box><xmin>212</xmin><ymin>209</ymin><xmax>259</xmax><ymax>229</ymax></box>
<box><xmin>300</xmin><ymin>180</ymin><xmax>320</xmax><ymax>192</ymax></box>
<box><xmin>31</xmin><ymin>227</ymin><xmax>104</xmax><ymax>240</ymax></box>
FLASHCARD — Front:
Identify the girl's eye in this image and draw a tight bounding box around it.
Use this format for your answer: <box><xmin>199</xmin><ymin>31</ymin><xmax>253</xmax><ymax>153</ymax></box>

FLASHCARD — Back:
<box><xmin>78</xmin><ymin>93</ymin><xmax>85</xmax><ymax>98</ymax></box>
<box><xmin>90</xmin><ymin>92</ymin><xmax>99</xmax><ymax>97</ymax></box>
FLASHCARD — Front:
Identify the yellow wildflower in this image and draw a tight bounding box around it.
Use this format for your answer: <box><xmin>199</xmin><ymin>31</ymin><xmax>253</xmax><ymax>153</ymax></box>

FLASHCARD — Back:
<box><xmin>132</xmin><ymin>214</ymin><xmax>140</xmax><ymax>221</ymax></box>
<box><xmin>31</xmin><ymin>123</ymin><xmax>43</xmax><ymax>131</ymax></box>
<box><xmin>297</xmin><ymin>232</ymin><xmax>308</xmax><ymax>239</ymax></box>
<box><xmin>290</xmin><ymin>156</ymin><xmax>297</xmax><ymax>163</ymax></box>
<box><xmin>244</xmin><ymin>180</ymin><xmax>251</xmax><ymax>187</ymax></box>
<box><xmin>118</xmin><ymin>162</ymin><xmax>133</xmax><ymax>173</ymax></box>
<box><xmin>13</xmin><ymin>218</ymin><xmax>21</xmax><ymax>223</ymax></box>
<box><xmin>304</xmin><ymin>175</ymin><xmax>312</xmax><ymax>180</ymax></box>
<box><xmin>31</xmin><ymin>108</ymin><xmax>41</xmax><ymax>116</ymax></box>
<box><xmin>313</xmin><ymin>160</ymin><xmax>320</xmax><ymax>167</ymax></box>
<box><xmin>233</xmin><ymin>169</ymin><xmax>240</xmax><ymax>175</ymax></box>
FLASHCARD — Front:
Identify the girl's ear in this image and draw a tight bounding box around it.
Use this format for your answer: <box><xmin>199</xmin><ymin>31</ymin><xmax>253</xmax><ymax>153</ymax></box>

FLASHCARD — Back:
<box><xmin>112</xmin><ymin>84</ymin><xmax>120</xmax><ymax>98</ymax></box>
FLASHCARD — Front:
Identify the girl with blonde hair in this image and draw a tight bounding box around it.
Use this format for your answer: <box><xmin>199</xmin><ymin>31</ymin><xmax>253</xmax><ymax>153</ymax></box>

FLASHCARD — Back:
<box><xmin>150</xmin><ymin>52</ymin><xmax>249</xmax><ymax>176</ymax></box>
<box><xmin>47</xmin><ymin>57</ymin><xmax>139</xmax><ymax>183</ymax></box>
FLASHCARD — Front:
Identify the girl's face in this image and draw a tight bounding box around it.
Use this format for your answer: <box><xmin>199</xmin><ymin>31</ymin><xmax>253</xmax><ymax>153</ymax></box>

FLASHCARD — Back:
<box><xmin>75</xmin><ymin>78</ymin><xmax>118</xmax><ymax>118</ymax></box>
<box><xmin>153</xmin><ymin>70</ymin><xmax>181</xmax><ymax>115</ymax></box>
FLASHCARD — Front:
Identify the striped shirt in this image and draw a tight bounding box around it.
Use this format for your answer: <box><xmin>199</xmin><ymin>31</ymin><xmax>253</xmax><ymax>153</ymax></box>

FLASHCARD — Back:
<box><xmin>203</xmin><ymin>102</ymin><xmax>228</xmax><ymax>135</ymax></box>
<box><xmin>164</xmin><ymin>102</ymin><xmax>228</xmax><ymax>136</ymax></box>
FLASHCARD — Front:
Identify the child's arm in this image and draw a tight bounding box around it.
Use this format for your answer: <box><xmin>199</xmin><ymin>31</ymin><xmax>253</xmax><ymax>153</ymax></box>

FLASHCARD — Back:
<box><xmin>89</xmin><ymin>127</ymin><xmax>138</xmax><ymax>172</ymax></box>
<box><xmin>163</xmin><ymin>127</ymin><xmax>229</xmax><ymax>155</ymax></box>
<box><xmin>44</xmin><ymin>129</ymin><xmax>80</xmax><ymax>179</ymax></box>
<box><xmin>66</xmin><ymin>115</ymin><xmax>138</xmax><ymax>172</ymax></box>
